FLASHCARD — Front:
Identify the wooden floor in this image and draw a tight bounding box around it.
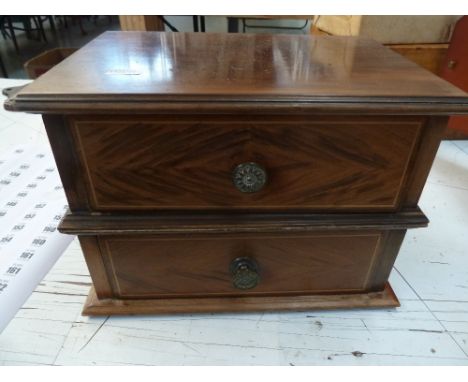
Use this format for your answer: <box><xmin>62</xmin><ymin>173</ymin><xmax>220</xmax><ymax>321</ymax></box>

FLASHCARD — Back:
<box><xmin>1</xmin><ymin>78</ymin><xmax>468</xmax><ymax>365</ymax></box>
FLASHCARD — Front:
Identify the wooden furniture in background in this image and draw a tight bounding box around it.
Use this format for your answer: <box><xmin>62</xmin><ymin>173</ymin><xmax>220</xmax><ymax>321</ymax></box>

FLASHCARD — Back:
<box><xmin>5</xmin><ymin>32</ymin><xmax>468</xmax><ymax>315</ymax></box>
<box><xmin>440</xmin><ymin>16</ymin><xmax>468</xmax><ymax>139</ymax></box>
<box><xmin>24</xmin><ymin>48</ymin><xmax>78</xmax><ymax>79</ymax></box>
<box><xmin>311</xmin><ymin>16</ymin><xmax>459</xmax><ymax>44</ymax></box>
<box><xmin>388</xmin><ymin>44</ymin><xmax>449</xmax><ymax>75</ymax></box>
<box><xmin>310</xmin><ymin>24</ymin><xmax>449</xmax><ymax>75</ymax></box>
<box><xmin>119</xmin><ymin>16</ymin><xmax>164</xmax><ymax>31</ymax></box>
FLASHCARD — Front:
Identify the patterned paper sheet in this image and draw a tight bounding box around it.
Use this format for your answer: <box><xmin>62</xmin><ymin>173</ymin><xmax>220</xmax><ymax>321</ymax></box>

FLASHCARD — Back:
<box><xmin>0</xmin><ymin>145</ymin><xmax>74</xmax><ymax>332</ymax></box>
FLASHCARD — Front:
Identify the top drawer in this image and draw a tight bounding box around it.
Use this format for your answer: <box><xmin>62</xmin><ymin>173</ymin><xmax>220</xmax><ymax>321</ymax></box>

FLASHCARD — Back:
<box><xmin>69</xmin><ymin>115</ymin><xmax>424</xmax><ymax>212</ymax></box>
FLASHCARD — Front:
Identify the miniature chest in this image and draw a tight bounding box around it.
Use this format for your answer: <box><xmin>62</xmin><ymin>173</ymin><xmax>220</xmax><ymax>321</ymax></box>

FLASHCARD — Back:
<box><xmin>6</xmin><ymin>31</ymin><xmax>468</xmax><ymax>315</ymax></box>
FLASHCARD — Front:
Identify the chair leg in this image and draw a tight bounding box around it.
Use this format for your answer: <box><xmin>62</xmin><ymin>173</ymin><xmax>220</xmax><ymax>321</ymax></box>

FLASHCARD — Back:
<box><xmin>0</xmin><ymin>16</ymin><xmax>7</xmax><ymax>39</ymax></box>
<box><xmin>77</xmin><ymin>16</ymin><xmax>86</xmax><ymax>35</ymax></box>
<box><xmin>0</xmin><ymin>53</ymin><xmax>7</xmax><ymax>78</ymax></box>
<box><xmin>48</xmin><ymin>16</ymin><xmax>56</xmax><ymax>32</ymax></box>
<box><xmin>200</xmin><ymin>16</ymin><xmax>206</xmax><ymax>32</ymax></box>
<box><xmin>23</xmin><ymin>16</ymin><xmax>33</xmax><ymax>39</ymax></box>
<box><xmin>6</xmin><ymin>17</ymin><xmax>19</xmax><ymax>53</ymax></box>
<box><xmin>34</xmin><ymin>16</ymin><xmax>47</xmax><ymax>42</ymax></box>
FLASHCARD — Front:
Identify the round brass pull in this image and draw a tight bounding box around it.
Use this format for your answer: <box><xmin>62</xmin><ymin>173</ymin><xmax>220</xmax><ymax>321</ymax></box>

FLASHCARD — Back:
<box><xmin>230</xmin><ymin>257</ymin><xmax>260</xmax><ymax>290</ymax></box>
<box><xmin>232</xmin><ymin>162</ymin><xmax>267</xmax><ymax>193</ymax></box>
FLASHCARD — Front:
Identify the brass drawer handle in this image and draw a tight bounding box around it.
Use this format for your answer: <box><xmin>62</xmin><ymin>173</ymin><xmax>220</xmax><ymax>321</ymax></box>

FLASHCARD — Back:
<box><xmin>230</xmin><ymin>257</ymin><xmax>260</xmax><ymax>290</ymax></box>
<box><xmin>232</xmin><ymin>162</ymin><xmax>267</xmax><ymax>193</ymax></box>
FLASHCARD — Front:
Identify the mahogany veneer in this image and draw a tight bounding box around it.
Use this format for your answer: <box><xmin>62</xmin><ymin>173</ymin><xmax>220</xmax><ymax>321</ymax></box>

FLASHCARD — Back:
<box><xmin>71</xmin><ymin>115</ymin><xmax>423</xmax><ymax>211</ymax></box>
<box><xmin>5</xmin><ymin>32</ymin><xmax>468</xmax><ymax>316</ymax></box>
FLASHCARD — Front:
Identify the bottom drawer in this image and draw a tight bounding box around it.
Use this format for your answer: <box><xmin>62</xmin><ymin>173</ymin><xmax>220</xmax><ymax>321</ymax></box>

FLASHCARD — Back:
<box><xmin>90</xmin><ymin>230</ymin><xmax>404</xmax><ymax>299</ymax></box>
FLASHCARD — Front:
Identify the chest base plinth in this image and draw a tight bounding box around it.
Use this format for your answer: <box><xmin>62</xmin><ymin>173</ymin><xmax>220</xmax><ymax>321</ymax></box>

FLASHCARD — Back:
<box><xmin>82</xmin><ymin>283</ymin><xmax>399</xmax><ymax>316</ymax></box>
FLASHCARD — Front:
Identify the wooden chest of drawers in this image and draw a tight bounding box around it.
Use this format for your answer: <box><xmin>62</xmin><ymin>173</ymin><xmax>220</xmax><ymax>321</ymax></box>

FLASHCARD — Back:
<box><xmin>5</xmin><ymin>32</ymin><xmax>468</xmax><ymax>315</ymax></box>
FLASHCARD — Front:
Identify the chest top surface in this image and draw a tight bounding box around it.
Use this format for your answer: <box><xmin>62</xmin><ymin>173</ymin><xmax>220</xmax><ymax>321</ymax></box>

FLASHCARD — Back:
<box><xmin>5</xmin><ymin>31</ymin><xmax>468</xmax><ymax>114</ymax></box>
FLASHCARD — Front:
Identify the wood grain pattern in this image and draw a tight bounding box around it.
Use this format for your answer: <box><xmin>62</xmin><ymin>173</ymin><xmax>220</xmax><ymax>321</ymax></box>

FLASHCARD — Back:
<box><xmin>81</xmin><ymin>283</ymin><xmax>400</xmax><ymax>316</ymax></box>
<box><xmin>71</xmin><ymin>115</ymin><xmax>423</xmax><ymax>212</ymax></box>
<box><xmin>6</xmin><ymin>32</ymin><xmax>468</xmax><ymax>115</ymax></box>
<box><xmin>100</xmin><ymin>232</ymin><xmax>381</xmax><ymax>298</ymax></box>
<box><xmin>90</xmin><ymin>230</ymin><xmax>405</xmax><ymax>299</ymax></box>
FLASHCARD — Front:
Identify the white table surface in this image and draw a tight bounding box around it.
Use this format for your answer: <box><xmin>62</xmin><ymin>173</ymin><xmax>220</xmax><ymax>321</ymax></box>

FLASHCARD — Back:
<box><xmin>1</xmin><ymin>78</ymin><xmax>468</xmax><ymax>365</ymax></box>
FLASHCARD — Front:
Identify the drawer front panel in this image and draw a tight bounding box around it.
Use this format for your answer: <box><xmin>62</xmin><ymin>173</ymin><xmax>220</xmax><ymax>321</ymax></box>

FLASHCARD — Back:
<box><xmin>99</xmin><ymin>232</ymin><xmax>383</xmax><ymax>298</ymax></box>
<box><xmin>72</xmin><ymin>116</ymin><xmax>423</xmax><ymax>211</ymax></box>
